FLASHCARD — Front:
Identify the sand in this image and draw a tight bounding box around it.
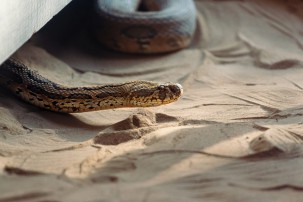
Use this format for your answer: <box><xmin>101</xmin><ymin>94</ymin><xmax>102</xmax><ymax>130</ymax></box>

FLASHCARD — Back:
<box><xmin>1</xmin><ymin>0</ymin><xmax>303</xmax><ymax>201</ymax></box>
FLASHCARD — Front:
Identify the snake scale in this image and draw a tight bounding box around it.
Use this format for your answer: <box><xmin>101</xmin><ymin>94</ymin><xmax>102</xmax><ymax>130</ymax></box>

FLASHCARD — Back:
<box><xmin>0</xmin><ymin>0</ymin><xmax>196</xmax><ymax>113</ymax></box>
<box><xmin>93</xmin><ymin>0</ymin><xmax>196</xmax><ymax>53</ymax></box>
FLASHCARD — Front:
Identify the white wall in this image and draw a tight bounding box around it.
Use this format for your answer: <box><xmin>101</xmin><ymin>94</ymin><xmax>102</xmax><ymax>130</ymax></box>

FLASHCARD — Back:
<box><xmin>0</xmin><ymin>0</ymin><xmax>71</xmax><ymax>64</ymax></box>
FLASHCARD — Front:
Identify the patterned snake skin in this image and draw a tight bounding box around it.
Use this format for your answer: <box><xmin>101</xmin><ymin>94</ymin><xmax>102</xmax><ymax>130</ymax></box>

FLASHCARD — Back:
<box><xmin>0</xmin><ymin>0</ymin><xmax>195</xmax><ymax>113</ymax></box>
<box><xmin>0</xmin><ymin>58</ymin><xmax>183</xmax><ymax>113</ymax></box>
<box><xmin>93</xmin><ymin>0</ymin><xmax>196</xmax><ymax>53</ymax></box>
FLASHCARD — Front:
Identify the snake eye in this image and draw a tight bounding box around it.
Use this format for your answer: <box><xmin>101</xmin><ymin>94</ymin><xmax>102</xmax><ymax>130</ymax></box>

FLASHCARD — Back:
<box><xmin>158</xmin><ymin>85</ymin><xmax>165</xmax><ymax>90</ymax></box>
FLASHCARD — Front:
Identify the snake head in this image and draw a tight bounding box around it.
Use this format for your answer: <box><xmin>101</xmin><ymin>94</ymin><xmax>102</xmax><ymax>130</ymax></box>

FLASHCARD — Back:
<box><xmin>128</xmin><ymin>81</ymin><xmax>183</xmax><ymax>107</ymax></box>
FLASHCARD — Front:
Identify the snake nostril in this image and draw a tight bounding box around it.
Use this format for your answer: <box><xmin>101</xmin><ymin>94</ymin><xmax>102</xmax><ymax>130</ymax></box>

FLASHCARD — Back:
<box><xmin>170</xmin><ymin>87</ymin><xmax>177</xmax><ymax>93</ymax></box>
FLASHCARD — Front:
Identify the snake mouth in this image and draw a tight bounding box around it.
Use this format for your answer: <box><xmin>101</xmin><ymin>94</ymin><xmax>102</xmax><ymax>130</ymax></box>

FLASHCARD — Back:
<box><xmin>175</xmin><ymin>83</ymin><xmax>183</xmax><ymax>97</ymax></box>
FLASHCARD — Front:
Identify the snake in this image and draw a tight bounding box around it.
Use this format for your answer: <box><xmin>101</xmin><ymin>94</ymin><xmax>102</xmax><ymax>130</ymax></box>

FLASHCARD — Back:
<box><xmin>0</xmin><ymin>0</ymin><xmax>196</xmax><ymax>113</ymax></box>
<box><xmin>93</xmin><ymin>0</ymin><xmax>196</xmax><ymax>53</ymax></box>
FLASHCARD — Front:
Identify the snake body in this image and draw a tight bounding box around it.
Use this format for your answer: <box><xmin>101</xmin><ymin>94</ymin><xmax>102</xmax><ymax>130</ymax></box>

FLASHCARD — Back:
<box><xmin>0</xmin><ymin>0</ymin><xmax>195</xmax><ymax>113</ymax></box>
<box><xmin>93</xmin><ymin>0</ymin><xmax>196</xmax><ymax>53</ymax></box>
<box><xmin>0</xmin><ymin>59</ymin><xmax>183</xmax><ymax>113</ymax></box>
